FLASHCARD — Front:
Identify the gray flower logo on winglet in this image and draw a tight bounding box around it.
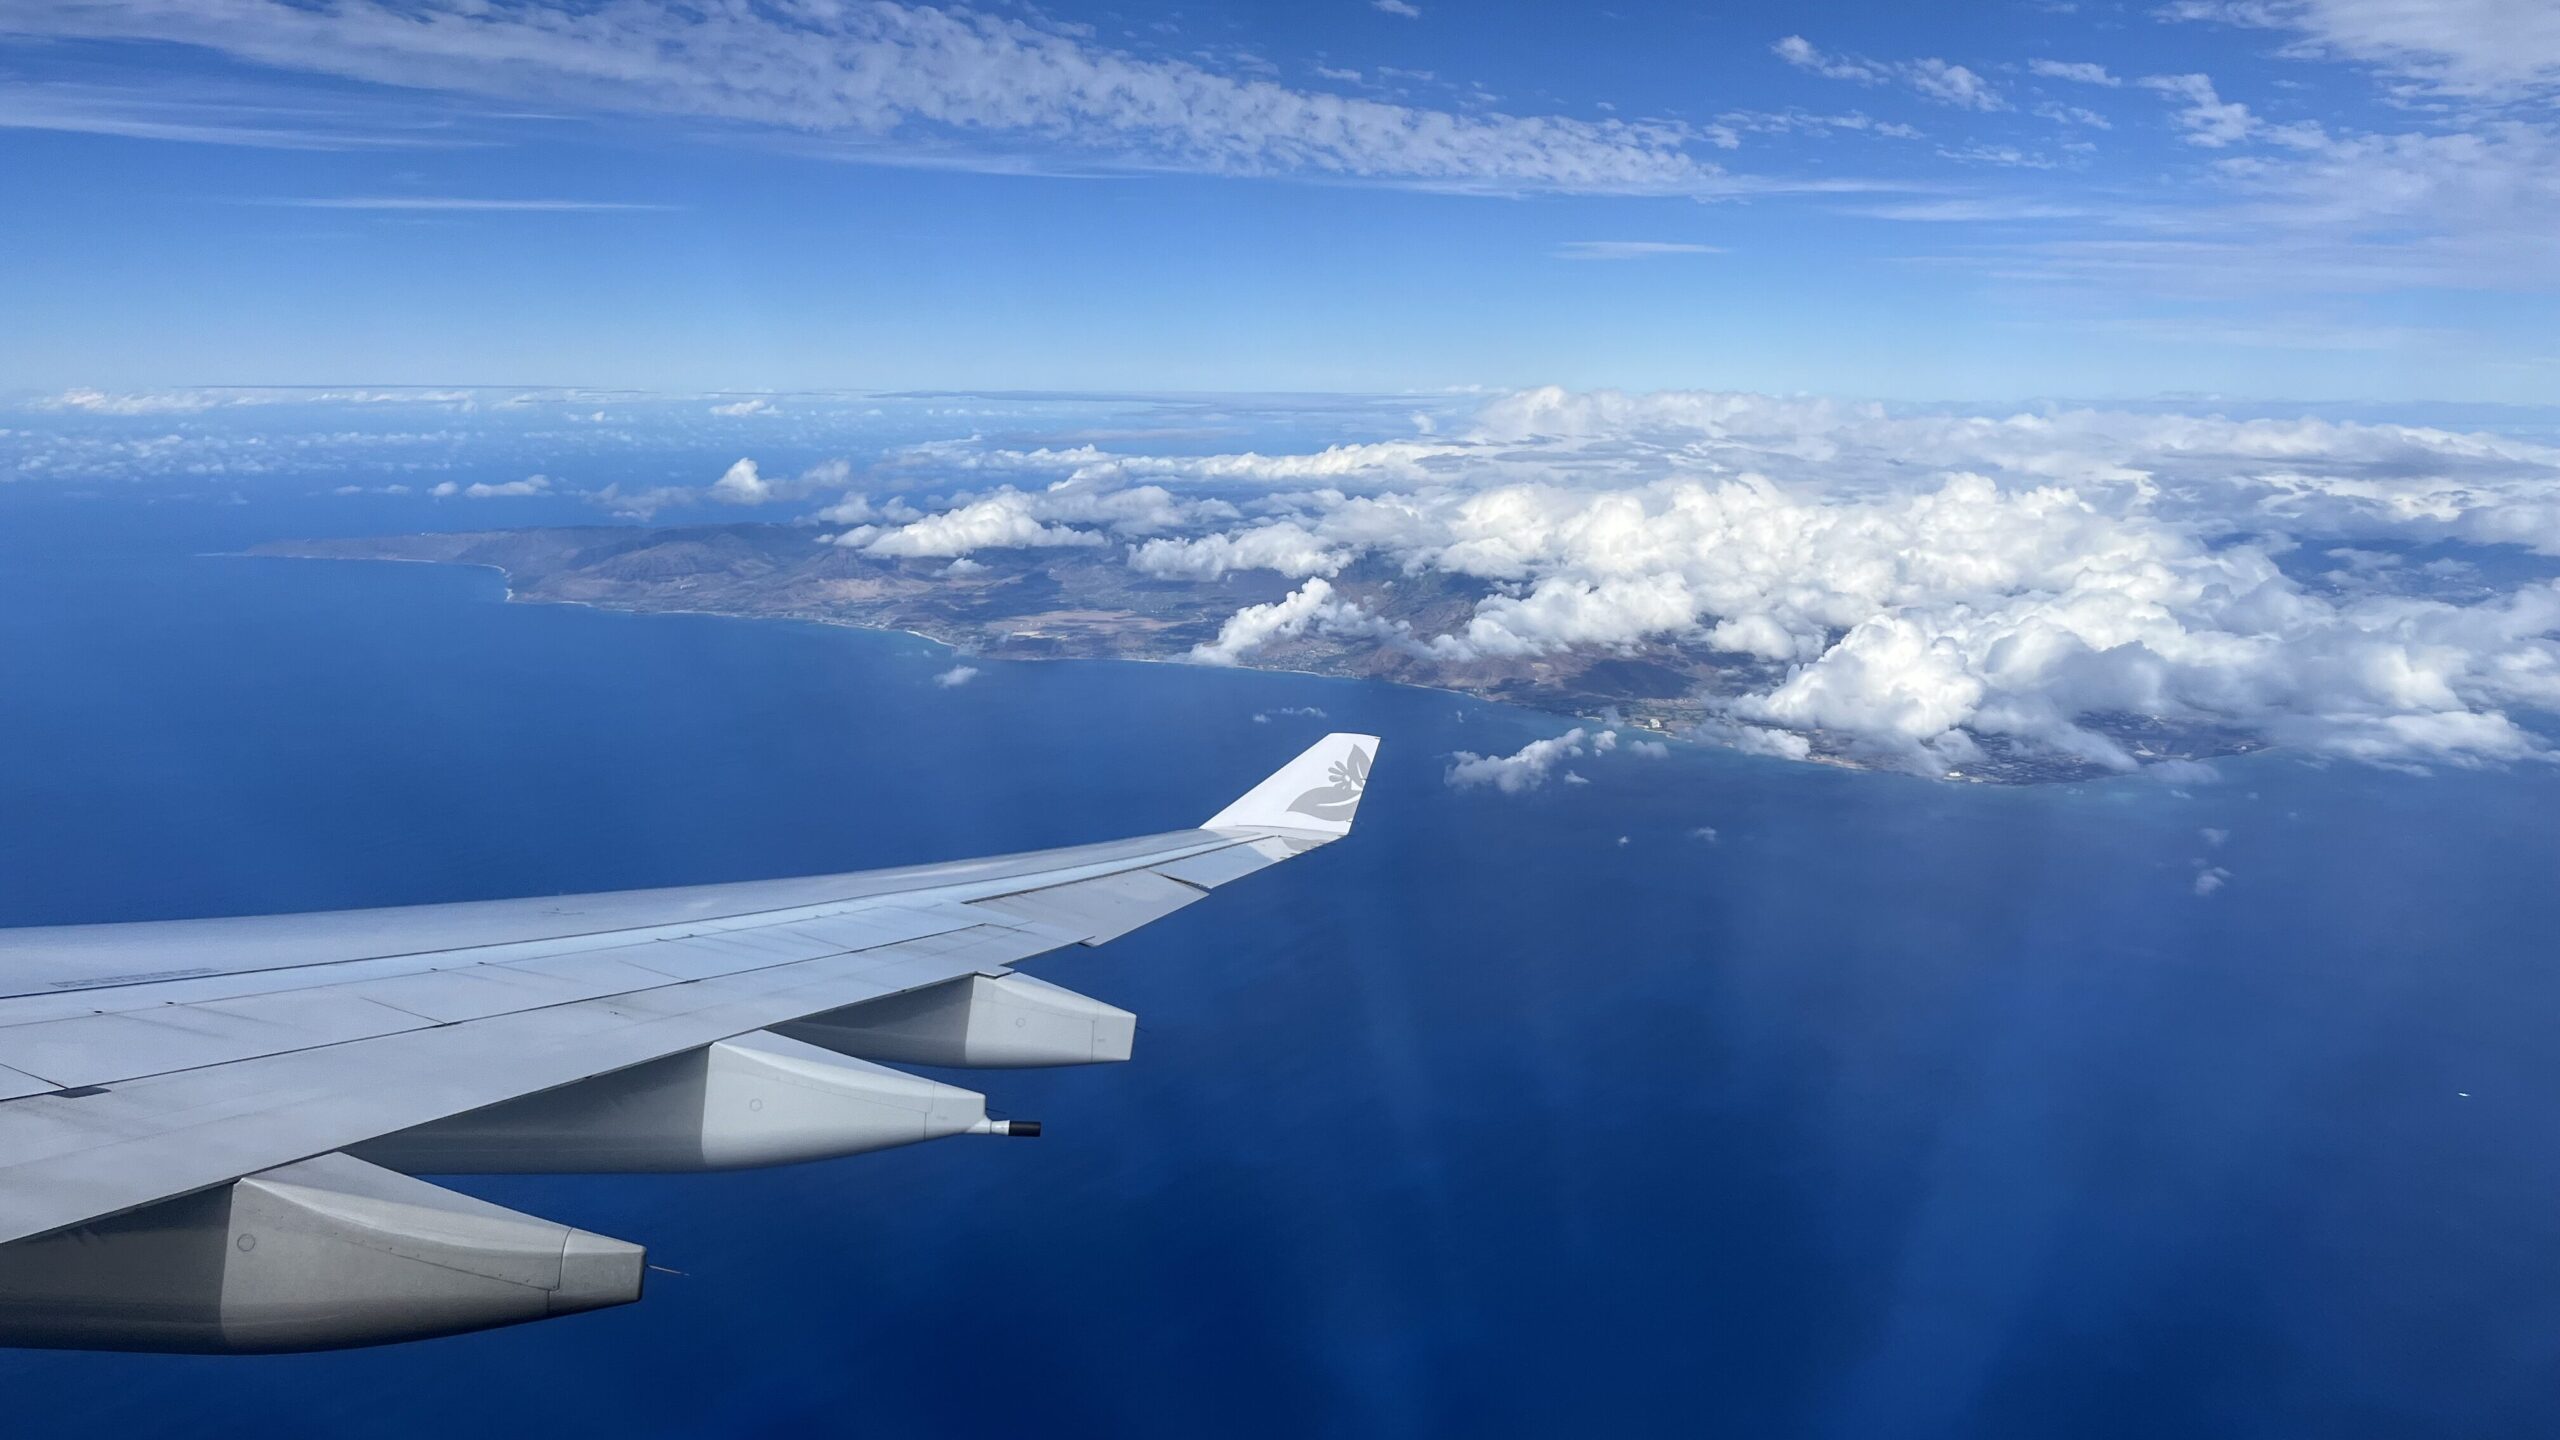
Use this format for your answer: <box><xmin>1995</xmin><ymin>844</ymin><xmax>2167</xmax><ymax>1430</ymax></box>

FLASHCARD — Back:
<box><xmin>1286</xmin><ymin>744</ymin><xmax>1371</xmax><ymax>823</ymax></box>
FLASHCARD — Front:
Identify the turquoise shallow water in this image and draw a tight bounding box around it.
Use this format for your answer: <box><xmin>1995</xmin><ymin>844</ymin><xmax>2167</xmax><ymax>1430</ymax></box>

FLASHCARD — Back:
<box><xmin>2</xmin><ymin>497</ymin><xmax>2558</xmax><ymax>1438</ymax></box>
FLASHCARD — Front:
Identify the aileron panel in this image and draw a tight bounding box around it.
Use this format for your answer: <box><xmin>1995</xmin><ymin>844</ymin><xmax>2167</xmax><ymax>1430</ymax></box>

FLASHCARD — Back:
<box><xmin>970</xmin><ymin>871</ymin><xmax>1207</xmax><ymax>945</ymax></box>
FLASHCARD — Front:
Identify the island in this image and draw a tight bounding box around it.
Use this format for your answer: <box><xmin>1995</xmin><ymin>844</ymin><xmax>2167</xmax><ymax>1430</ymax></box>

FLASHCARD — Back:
<box><xmin>253</xmin><ymin>524</ymin><xmax>2260</xmax><ymax>783</ymax></box>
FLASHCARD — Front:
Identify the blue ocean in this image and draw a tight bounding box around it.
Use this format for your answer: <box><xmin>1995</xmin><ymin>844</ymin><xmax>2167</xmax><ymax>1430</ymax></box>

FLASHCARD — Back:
<box><xmin>5</xmin><ymin>494</ymin><xmax>2560</xmax><ymax>1440</ymax></box>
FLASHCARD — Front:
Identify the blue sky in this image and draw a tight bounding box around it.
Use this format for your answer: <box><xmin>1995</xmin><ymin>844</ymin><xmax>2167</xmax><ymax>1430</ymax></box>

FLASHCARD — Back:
<box><xmin>4</xmin><ymin>0</ymin><xmax>2557</xmax><ymax>400</ymax></box>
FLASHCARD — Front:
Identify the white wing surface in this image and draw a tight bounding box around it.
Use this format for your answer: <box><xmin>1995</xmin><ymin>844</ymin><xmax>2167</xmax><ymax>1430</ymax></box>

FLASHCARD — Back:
<box><xmin>0</xmin><ymin>732</ymin><xmax>1379</xmax><ymax>1353</ymax></box>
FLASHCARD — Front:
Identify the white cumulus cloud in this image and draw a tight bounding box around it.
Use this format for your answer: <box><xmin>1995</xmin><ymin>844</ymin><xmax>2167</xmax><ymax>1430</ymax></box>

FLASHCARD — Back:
<box><xmin>708</xmin><ymin>457</ymin><xmax>775</xmax><ymax>504</ymax></box>
<box><xmin>432</xmin><ymin>474</ymin><xmax>551</xmax><ymax>498</ymax></box>
<box><xmin>1447</xmin><ymin>727</ymin><xmax>1617</xmax><ymax>793</ymax></box>
<box><xmin>855</xmin><ymin>487</ymin><xmax>1126</xmax><ymax>557</ymax></box>
<box><xmin>1131</xmin><ymin>522</ymin><xmax>1348</xmax><ymax>580</ymax></box>
<box><xmin>1191</xmin><ymin>578</ymin><xmax>1407</xmax><ymax>665</ymax></box>
<box><xmin>915</xmin><ymin>385</ymin><xmax>2560</xmax><ymax>777</ymax></box>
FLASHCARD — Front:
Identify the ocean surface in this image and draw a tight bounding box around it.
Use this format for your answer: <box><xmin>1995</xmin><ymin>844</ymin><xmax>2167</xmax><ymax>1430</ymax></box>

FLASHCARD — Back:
<box><xmin>4</xmin><ymin>494</ymin><xmax>2560</xmax><ymax>1439</ymax></box>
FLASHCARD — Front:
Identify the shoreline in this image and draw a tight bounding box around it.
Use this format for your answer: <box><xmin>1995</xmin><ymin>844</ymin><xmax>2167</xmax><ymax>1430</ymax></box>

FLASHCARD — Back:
<box><xmin>224</xmin><ymin>548</ymin><xmax>2252</xmax><ymax>787</ymax></box>
<box><xmin>226</xmin><ymin>547</ymin><xmax>1522</xmax><ymax>714</ymax></box>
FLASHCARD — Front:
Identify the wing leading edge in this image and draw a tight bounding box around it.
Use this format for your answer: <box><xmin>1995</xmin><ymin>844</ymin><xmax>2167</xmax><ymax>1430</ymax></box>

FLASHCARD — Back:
<box><xmin>0</xmin><ymin>731</ymin><xmax>1379</xmax><ymax>1352</ymax></box>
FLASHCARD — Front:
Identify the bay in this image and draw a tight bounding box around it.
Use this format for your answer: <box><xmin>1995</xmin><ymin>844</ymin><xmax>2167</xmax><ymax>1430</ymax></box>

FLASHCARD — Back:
<box><xmin>2</xmin><ymin>503</ymin><xmax>2557</xmax><ymax>1438</ymax></box>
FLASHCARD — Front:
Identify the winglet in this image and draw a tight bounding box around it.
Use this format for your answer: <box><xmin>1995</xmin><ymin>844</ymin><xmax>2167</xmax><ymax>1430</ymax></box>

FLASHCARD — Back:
<box><xmin>1204</xmin><ymin>732</ymin><xmax>1381</xmax><ymax>838</ymax></box>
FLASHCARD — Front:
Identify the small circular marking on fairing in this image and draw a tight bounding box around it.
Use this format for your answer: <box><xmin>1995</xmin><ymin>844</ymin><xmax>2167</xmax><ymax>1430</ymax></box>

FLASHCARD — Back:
<box><xmin>236</xmin><ymin>1234</ymin><xmax>256</xmax><ymax>1253</ymax></box>
<box><xmin>749</xmin><ymin>1097</ymin><xmax>764</xmax><ymax>1112</ymax></box>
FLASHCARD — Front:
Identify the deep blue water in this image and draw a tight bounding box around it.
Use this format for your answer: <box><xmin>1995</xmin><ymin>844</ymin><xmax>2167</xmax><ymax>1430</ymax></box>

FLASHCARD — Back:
<box><xmin>4</xmin><ymin>499</ymin><xmax>2560</xmax><ymax>1438</ymax></box>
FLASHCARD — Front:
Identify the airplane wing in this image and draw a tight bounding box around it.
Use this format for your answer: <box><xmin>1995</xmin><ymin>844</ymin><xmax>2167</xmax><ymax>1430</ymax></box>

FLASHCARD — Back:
<box><xmin>0</xmin><ymin>731</ymin><xmax>1379</xmax><ymax>1353</ymax></box>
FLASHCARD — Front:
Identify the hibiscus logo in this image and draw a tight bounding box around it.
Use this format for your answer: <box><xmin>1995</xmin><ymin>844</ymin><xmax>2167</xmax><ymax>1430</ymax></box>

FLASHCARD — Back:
<box><xmin>1286</xmin><ymin>744</ymin><xmax>1371</xmax><ymax>823</ymax></box>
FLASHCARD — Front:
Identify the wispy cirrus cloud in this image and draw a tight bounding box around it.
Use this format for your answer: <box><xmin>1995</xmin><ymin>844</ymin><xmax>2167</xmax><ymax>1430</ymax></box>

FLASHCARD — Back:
<box><xmin>2026</xmin><ymin>59</ymin><xmax>2123</xmax><ymax>88</ymax></box>
<box><xmin>1552</xmin><ymin>240</ymin><xmax>1724</xmax><ymax>260</ymax></box>
<box><xmin>1841</xmin><ymin>36</ymin><xmax>2560</xmax><ymax>304</ymax></box>
<box><xmin>0</xmin><ymin>80</ymin><xmax>480</xmax><ymax>150</ymax></box>
<box><xmin>1703</xmin><ymin>108</ymin><xmax>1924</xmax><ymax>149</ymax></box>
<box><xmin>1773</xmin><ymin>36</ymin><xmax>2008</xmax><ymax>111</ymax></box>
<box><xmin>1975</xmin><ymin>82</ymin><xmax>2560</xmax><ymax>295</ymax></box>
<box><xmin>2160</xmin><ymin>0</ymin><xmax>2560</xmax><ymax>98</ymax></box>
<box><xmin>5</xmin><ymin>1</ymin><xmax>1722</xmax><ymax>194</ymax></box>
<box><xmin>254</xmin><ymin>196</ymin><xmax>676</xmax><ymax>212</ymax></box>
<box><xmin>36</xmin><ymin>385</ymin><xmax>480</xmax><ymax>413</ymax></box>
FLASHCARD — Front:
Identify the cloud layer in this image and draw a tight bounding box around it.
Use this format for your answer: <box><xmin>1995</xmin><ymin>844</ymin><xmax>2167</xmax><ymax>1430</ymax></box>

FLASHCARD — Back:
<box><xmin>791</xmin><ymin>387</ymin><xmax>2560</xmax><ymax>776</ymax></box>
<box><xmin>13</xmin><ymin>1</ymin><xmax>1715</xmax><ymax>194</ymax></box>
<box><xmin>8</xmin><ymin>383</ymin><xmax>2556</xmax><ymax>779</ymax></box>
